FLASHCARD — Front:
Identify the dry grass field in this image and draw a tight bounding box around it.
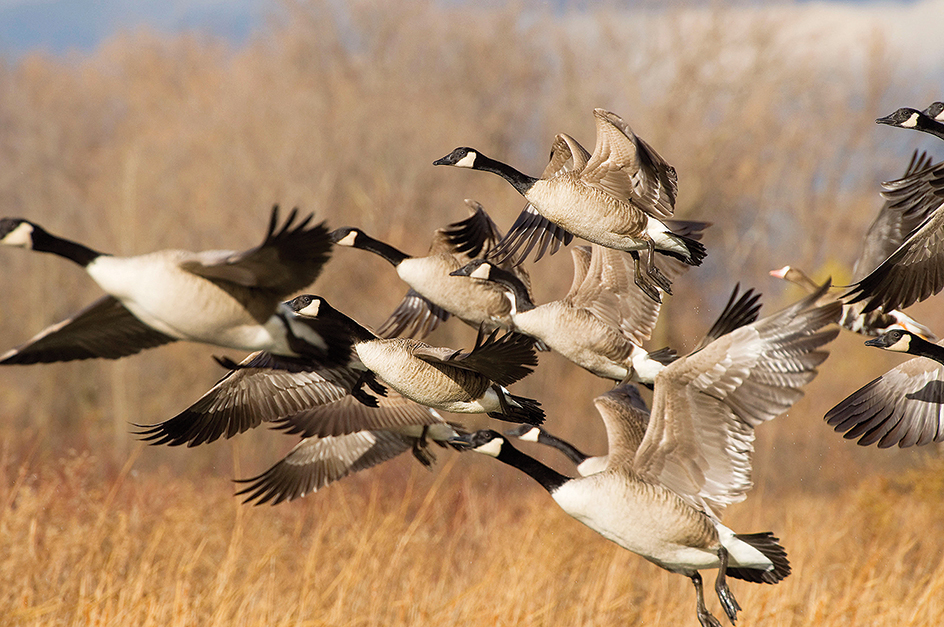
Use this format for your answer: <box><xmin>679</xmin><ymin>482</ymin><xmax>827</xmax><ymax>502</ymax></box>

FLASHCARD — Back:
<box><xmin>1</xmin><ymin>0</ymin><xmax>943</xmax><ymax>624</ymax></box>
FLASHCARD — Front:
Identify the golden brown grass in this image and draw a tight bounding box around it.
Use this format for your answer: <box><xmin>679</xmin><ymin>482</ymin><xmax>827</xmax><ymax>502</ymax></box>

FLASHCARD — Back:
<box><xmin>1</xmin><ymin>432</ymin><xmax>943</xmax><ymax>627</ymax></box>
<box><xmin>1</xmin><ymin>0</ymin><xmax>944</xmax><ymax>625</ymax></box>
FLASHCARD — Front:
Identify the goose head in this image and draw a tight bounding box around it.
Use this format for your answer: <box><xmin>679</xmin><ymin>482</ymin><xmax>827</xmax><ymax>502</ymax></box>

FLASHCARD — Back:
<box><xmin>286</xmin><ymin>294</ymin><xmax>328</xmax><ymax>317</ymax></box>
<box><xmin>450</xmin><ymin>258</ymin><xmax>498</xmax><ymax>281</ymax></box>
<box><xmin>864</xmin><ymin>329</ymin><xmax>915</xmax><ymax>353</ymax></box>
<box><xmin>457</xmin><ymin>429</ymin><xmax>506</xmax><ymax>456</ymax></box>
<box><xmin>328</xmin><ymin>227</ymin><xmax>366</xmax><ymax>247</ymax></box>
<box><xmin>876</xmin><ymin>107</ymin><xmax>922</xmax><ymax>129</ymax></box>
<box><xmin>433</xmin><ymin>147</ymin><xmax>480</xmax><ymax>168</ymax></box>
<box><xmin>923</xmin><ymin>102</ymin><xmax>944</xmax><ymax>121</ymax></box>
<box><xmin>0</xmin><ymin>218</ymin><xmax>39</xmax><ymax>248</ymax></box>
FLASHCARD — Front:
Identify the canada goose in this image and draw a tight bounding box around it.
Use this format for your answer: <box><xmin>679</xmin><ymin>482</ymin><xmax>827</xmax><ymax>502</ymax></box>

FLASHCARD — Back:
<box><xmin>235</xmin><ymin>415</ymin><xmax>468</xmax><ymax>505</ymax></box>
<box><xmin>876</xmin><ymin>105</ymin><xmax>944</xmax><ymax>140</ymax></box>
<box><xmin>434</xmin><ymin>109</ymin><xmax>707</xmax><ymax>302</ymax></box>
<box><xmin>330</xmin><ymin>200</ymin><xmax>532</xmax><ymax>338</ymax></box>
<box><xmin>505</xmin><ymin>384</ymin><xmax>649</xmax><ymax>477</ymax></box>
<box><xmin>825</xmin><ymin>329</ymin><xmax>944</xmax><ymax>448</ymax></box>
<box><xmin>451</xmin><ymin>247</ymin><xmax>677</xmax><ymax>383</ymax></box>
<box><xmin>459</xmin><ymin>288</ymin><xmax>840</xmax><ymax>627</ymax></box>
<box><xmin>844</xmin><ymin>156</ymin><xmax>944</xmax><ymax>314</ymax></box>
<box><xmin>0</xmin><ymin>207</ymin><xmax>333</xmax><ymax>363</ymax></box>
<box><xmin>454</xmin><ymin>256</ymin><xmax>760</xmax><ymax>385</ymax></box>
<box><xmin>140</xmin><ymin>294</ymin><xmax>543</xmax><ymax>442</ymax></box>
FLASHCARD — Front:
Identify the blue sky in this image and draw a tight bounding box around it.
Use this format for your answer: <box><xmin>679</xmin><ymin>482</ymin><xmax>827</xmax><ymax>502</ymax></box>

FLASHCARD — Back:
<box><xmin>0</xmin><ymin>0</ymin><xmax>268</xmax><ymax>55</ymax></box>
<box><xmin>0</xmin><ymin>0</ymin><xmax>942</xmax><ymax>69</ymax></box>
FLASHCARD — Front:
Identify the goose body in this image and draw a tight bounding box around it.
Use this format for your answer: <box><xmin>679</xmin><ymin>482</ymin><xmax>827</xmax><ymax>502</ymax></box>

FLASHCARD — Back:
<box><xmin>826</xmin><ymin>329</ymin><xmax>944</xmax><ymax>448</ymax></box>
<box><xmin>330</xmin><ymin>201</ymin><xmax>530</xmax><ymax>338</ymax></box>
<box><xmin>461</xmin><ymin>286</ymin><xmax>840</xmax><ymax>626</ymax></box>
<box><xmin>434</xmin><ymin>109</ymin><xmax>706</xmax><ymax>302</ymax></box>
<box><xmin>451</xmin><ymin>248</ymin><xmax>673</xmax><ymax>383</ymax></box>
<box><xmin>0</xmin><ymin>207</ymin><xmax>332</xmax><ymax>363</ymax></box>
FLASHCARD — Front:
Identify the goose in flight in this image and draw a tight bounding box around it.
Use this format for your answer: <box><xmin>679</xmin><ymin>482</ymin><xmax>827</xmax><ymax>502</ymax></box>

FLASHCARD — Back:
<box><xmin>330</xmin><ymin>199</ymin><xmax>532</xmax><ymax>339</ymax></box>
<box><xmin>0</xmin><ymin>206</ymin><xmax>333</xmax><ymax>363</ymax></box>
<box><xmin>459</xmin><ymin>285</ymin><xmax>840</xmax><ymax>626</ymax></box>
<box><xmin>434</xmin><ymin>109</ymin><xmax>707</xmax><ymax>302</ymax></box>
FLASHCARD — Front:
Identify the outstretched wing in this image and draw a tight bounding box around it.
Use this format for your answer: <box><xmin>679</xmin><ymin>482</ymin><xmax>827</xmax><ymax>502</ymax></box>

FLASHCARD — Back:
<box><xmin>0</xmin><ymin>295</ymin><xmax>177</xmax><ymax>364</ymax></box>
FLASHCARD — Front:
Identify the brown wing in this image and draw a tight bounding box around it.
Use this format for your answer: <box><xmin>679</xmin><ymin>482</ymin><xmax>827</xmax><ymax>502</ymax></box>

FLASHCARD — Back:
<box><xmin>0</xmin><ymin>295</ymin><xmax>177</xmax><ymax>364</ymax></box>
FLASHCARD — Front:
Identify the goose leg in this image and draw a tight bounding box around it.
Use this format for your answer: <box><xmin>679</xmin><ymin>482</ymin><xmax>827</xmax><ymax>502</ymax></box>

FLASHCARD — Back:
<box><xmin>351</xmin><ymin>371</ymin><xmax>382</xmax><ymax>407</ymax></box>
<box><xmin>644</xmin><ymin>238</ymin><xmax>673</xmax><ymax>294</ymax></box>
<box><xmin>631</xmin><ymin>246</ymin><xmax>664</xmax><ymax>304</ymax></box>
<box><xmin>714</xmin><ymin>546</ymin><xmax>742</xmax><ymax>624</ymax></box>
<box><xmin>690</xmin><ymin>571</ymin><xmax>723</xmax><ymax>627</ymax></box>
<box><xmin>410</xmin><ymin>425</ymin><xmax>436</xmax><ymax>467</ymax></box>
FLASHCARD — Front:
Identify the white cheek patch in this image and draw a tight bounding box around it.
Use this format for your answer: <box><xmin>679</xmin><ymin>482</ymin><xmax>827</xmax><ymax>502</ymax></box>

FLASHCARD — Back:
<box><xmin>517</xmin><ymin>427</ymin><xmax>541</xmax><ymax>443</ymax></box>
<box><xmin>336</xmin><ymin>231</ymin><xmax>359</xmax><ymax>247</ymax></box>
<box><xmin>1</xmin><ymin>222</ymin><xmax>34</xmax><ymax>247</ymax></box>
<box><xmin>887</xmin><ymin>336</ymin><xmax>911</xmax><ymax>352</ymax></box>
<box><xmin>296</xmin><ymin>299</ymin><xmax>321</xmax><ymax>317</ymax></box>
<box><xmin>902</xmin><ymin>112</ymin><xmax>919</xmax><ymax>128</ymax></box>
<box><xmin>474</xmin><ymin>437</ymin><xmax>504</xmax><ymax>457</ymax></box>
<box><xmin>469</xmin><ymin>263</ymin><xmax>492</xmax><ymax>280</ymax></box>
<box><xmin>454</xmin><ymin>152</ymin><xmax>477</xmax><ymax>168</ymax></box>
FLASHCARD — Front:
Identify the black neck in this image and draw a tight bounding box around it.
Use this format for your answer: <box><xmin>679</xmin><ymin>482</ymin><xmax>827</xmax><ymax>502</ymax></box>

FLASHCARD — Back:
<box><xmin>473</xmin><ymin>154</ymin><xmax>539</xmax><ymax>196</ymax></box>
<box><xmin>917</xmin><ymin>116</ymin><xmax>944</xmax><ymax>140</ymax></box>
<box><xmin>30</xmin><ymin>225</ymin><xmax>104</xmax><ymax>267</ymax></box>
<box><xmin>909</xmin><ymin>335</ymin><xmax>944</xmax><ymax>364</ymax></box>
<box><xmin>352</xmin><ymin>233</ymin><xmax>410</xmax><ymax>266</ymax></box>
<box><xmin>538</xmin><ymin>431</ymin><xmax>589</xmax><ymax>465</ymax></box>
<box><xmin>488</xmin><ymin>267</ymin><xmax>536</xmax><ymax>313</ymax></box>
<box><xmin>494</xmin><ymin>439</ymin><xmax>570</xmax><ymax>493</ymax></box>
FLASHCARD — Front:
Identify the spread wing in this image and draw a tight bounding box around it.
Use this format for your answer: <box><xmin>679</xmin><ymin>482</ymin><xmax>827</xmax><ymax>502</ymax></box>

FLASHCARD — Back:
<box><xmin>851</xmin><ymin>150</ymin><xmax>935</xmax><ymax>280</ymax></box>
<box><xmin>580</xmin><ymin>109</ymin><xmax>678</xmax><ymax>220</ymax></box>
<box><xmin>594</xmin><ymin>384</ymin><xmax>651</xmax><ymax>469</ymax></box>
<box><xmin>181</xmin><ymin>205</ymin><xmax>331</xmax><ymax>298</ymax></box>
<box><xmin>826</xmin><ymin>355</ymin><xmax>944</xmax><ymax>448</ymax></box>
<box><xmin>844</xmin><ymin>161</ymin><xmax>944</xmax><ymax>312</ymax></box>
<box><xmin>376</xmin><ymin>289</ymin><xmax>451</xmax><ymax>339</ymax></box>
<box><xmin>0</xmin><ymin>295</ymin><xmax>177</xmax><ymax>364</ymax></box>
<box><xmin>488</xmin><ymin>134</ymin><xmax>588</xmax><ymax>266</ymax></box>
<box><xmin>134</xmin><ymin>351</ymin><xmax>363</xmax><ymax>447</ymax></box>
<box><xmin>632</xmin><ymin>286</ymin><xmax>840</xmax><ymax>518</ymax></box>
<box><xmin>235</xmin><ymin>430</ymin><xmax>414</xmax><ymax>505</ymax></box>
<box><xmin>412</xmin><ymin>329</ymin><xmax>538</xmax><ymax>386</ymax></box>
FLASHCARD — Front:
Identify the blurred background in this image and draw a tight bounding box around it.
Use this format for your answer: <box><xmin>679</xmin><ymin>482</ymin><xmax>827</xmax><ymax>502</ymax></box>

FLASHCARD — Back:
<box><xmin>1</xmin><ymin>1</ymin><xmax>943</xmax><ymax>624</ymax></box>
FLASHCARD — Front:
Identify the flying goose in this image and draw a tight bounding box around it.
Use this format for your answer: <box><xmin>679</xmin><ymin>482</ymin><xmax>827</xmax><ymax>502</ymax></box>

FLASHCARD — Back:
<box><xmin>450</xmin><ymin>246</ymin><xmax>678</xmax><ymax>383</ymax></box>
<box><xmin>235</xmin><ymin>412</ymin><xmax>468</xmax><ymax>505</ymax></box>
<box><xmin>505</xmin><ymin>384</ymin><xmax>650</xmax><ymax>477</ymax></box>
<box><xmin>329</xmin><ymin>200</ymin><xmax>533</xmax><ymax>338</ymax></box>
<box><xmin>139</xmin><ymin>294</ymin><xmax>543</xmax><ymax>444</ymax></box>
<box><xmin>454</xmin><ymin>255</ymin><xmax>760</xmax><ymax>385</ymax></box>
<box><xmin>843</xmin><ymin>156</ymin><xmax>944</xmax><ymax>314</ymax></box>
<box><xmin>0</xmin><ymin>207</ymin><xmax>333</xmax><ymax>363</ymax></box>
<box><xmin>459</xmin><ymin>287</ymin><xmax>840</xmax><ymax>627</ymax></box>
<box><xmin>876</xmin><ymin>104</ymin><xmax>944</xmax><ymax>140</ymax></box>
<box><xmin>825</xmin><ymin>329</ymin><xmax>944</xmax><ymax>448</ymax></box>
<box><xmin>433</xmin><ymin>109</ymin><xmax>707</xmax><ymax>302</ymax></box>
